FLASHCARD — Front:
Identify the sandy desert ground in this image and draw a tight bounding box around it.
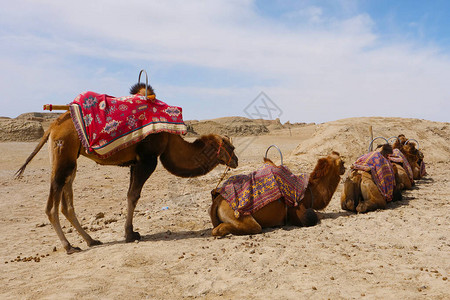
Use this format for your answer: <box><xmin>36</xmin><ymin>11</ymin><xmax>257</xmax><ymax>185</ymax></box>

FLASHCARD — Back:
<box><xmin>0</xmin><ymin>116</ymin><xmax>449</xmax><ymax>299</ymax></box>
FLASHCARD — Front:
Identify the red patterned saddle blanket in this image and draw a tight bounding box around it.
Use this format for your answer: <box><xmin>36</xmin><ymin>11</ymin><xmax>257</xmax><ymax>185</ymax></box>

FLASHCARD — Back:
<box><xmin>389</xmin><ymin>148</ymin><xmax>414</xmax><ymax>184</ymax></box>
<box><xmin>352</xmin><ymin>151</ymin><xmax>395</xmax><ymax>202</ymax></box>
<box><xmin>69</xmin><ymin>91</ymin><xmax>187</xmax><ymax>157</ymax></box>
<box><xmin>216</xmin><ymin>163</ymin><xmax>309</xmax><ymax>218</ymax></box>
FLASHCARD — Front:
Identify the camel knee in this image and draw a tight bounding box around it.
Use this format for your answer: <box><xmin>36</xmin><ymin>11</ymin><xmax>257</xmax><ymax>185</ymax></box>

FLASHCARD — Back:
<box><xmin>212</xmin><ymin>221</ymin><xmax>262</xmax><ymax>236</ymax></box>
<box><xmin>45</xmin><ymin>207</ymin><xmax>57</xmax><ymax>222</ymax></box>
<box><xmin>340</xmin><ymin>195</ymin><xmax>356</xmax><ymax>212</ymax></box>
<box><xmin>356</xmin><ymin>199</ymin><xmax>385</xmax><ymax>213</ymax></box>
<box><xmin>60</xmin><ymin>204</ymin><xmax>74</xmax><ymax>218</ymax></box>
<box><xmin>212</xmin><ymin>223</ymin><xmax>231</xmax><ymax>236</ymax></box>
<box><xmin>127</xmin><ymin>191</ymin><xmax>141</xmax><ymax>207</ymax></box>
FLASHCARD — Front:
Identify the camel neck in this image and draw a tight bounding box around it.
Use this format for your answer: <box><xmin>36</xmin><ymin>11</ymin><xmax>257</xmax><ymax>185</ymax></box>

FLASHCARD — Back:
<box><xmin>160</xmin><ymin>135</ymin><xmax>220</xmax><ymax>178</ymax></box>
<box><xmin>309</xmin><ymin>171</ymin><xmax>341</xmax><ymax>210</ymax></box>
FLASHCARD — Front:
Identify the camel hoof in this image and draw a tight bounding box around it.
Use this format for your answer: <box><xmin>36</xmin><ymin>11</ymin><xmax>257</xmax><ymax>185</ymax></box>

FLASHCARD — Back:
<box><xmin>125</xmin><ymin>231</ymin><xmax>141</xmax><ymax>243</ymax></box>
<box><xmin>88</xmin><ymin>239</ymin><xmax>102</xmax><ymax>247</ymax></box>
<box><xmin>66</xmin><ymin>246</ymin><xmax>82</xmax><ymax>255</ymax></box>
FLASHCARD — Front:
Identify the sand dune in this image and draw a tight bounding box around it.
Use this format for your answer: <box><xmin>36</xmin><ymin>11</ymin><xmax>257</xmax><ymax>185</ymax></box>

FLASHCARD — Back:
<box><xmin>0</xmin><ymin>116</ymin><xmax>448</xmax><ymax>299</ymax></box>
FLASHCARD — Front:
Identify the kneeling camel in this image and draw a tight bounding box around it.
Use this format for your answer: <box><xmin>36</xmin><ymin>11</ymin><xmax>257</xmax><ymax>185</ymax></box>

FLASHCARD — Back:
<box><xmin>209</xmin><ymin>152</ymin><xmax>345</xmax><ymax>236</ymax></box>
<box><xmin>341</xmin><ymin>144</ymin><xmax>402</xmax><ymax>213</ymax></box>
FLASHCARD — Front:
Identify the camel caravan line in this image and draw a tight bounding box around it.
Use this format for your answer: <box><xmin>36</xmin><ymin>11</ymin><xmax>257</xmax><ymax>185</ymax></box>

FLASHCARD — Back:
<box><xmin>341</xmin><ymin>135</ymin><xmax>426</xmax><ymax>213</ymax></box>
<box><xmin>15</xmin><ymin>71</ymin><xmax>427</xmax><ymax>253</ymax></box>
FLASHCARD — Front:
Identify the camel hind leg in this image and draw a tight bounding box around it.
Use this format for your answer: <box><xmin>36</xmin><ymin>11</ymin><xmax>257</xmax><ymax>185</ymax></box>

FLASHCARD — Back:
<box><xmin>211</xmin><ymin>198</ymin><xmax>262</xmax><ymax>236</ymax></box>
<box><xmin>357</xmin><ymin>175</ymin><xmax>386</xmax><ymax>213</ymax></box>
<box><xmin>46</xmin><ymin>123</ymin><xmax>94</xmax><ymax>254</ymax></box>
<box><xmin>61</xmin><ymin>177</ymin><xmax>102</xmax><ymax>248</ymax></box>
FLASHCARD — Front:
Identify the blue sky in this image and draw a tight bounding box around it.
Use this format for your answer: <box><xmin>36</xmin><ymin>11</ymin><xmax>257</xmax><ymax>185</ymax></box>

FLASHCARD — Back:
<box><xmin>1</xmin><ymin>0</ymin><xmax>449</xmax><ymax>123</ymax></box>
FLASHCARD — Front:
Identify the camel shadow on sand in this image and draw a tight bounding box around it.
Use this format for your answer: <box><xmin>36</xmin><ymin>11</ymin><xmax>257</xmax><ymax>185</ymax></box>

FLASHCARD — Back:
<box><xmin>85</xmin><ymin>228</ymin><xmax>213</xmax><ymax>250</ymax></box>
<box><xmin>82</xmin><ymin>177</ymin><xmax>434</xmax><ymax>253</ymax></box>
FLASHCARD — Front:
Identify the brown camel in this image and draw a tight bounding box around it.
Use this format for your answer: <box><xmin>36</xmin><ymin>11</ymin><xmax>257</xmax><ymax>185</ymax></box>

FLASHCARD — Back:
<box><xmin>392</xmin><ymin>163</ymin><xmax>413</xmax><ymax>190</ymax></box>
<box><xmin>392</xmin><ymin>135</ymin><xmax>423</xmax><ymax>179</ymax></box>
<box><xmin>209</xmin><ymin>152</ymin><xmax>345</xmax><ymax>236</ymax></box>
<box><xmin>388</xmin><ymin>149</ymin><xmax>414</xmax><ymax>190</ymax></box>
<box><xmin>340</xmin><ymin>144</ymin><xmax>403</xmax><ymax>213</ymax></box>
<box><xmin>15</xmin><ymin>84</ymin><xmax>238</xmax><ymax>254</ymax></box>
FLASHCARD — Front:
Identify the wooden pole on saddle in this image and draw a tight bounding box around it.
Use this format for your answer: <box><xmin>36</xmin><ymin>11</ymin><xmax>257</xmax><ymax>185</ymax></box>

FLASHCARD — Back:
<box><xmin>43</xmin><ymin>104</ymin><xmax>70</xmax><ymax>111</ymax></box>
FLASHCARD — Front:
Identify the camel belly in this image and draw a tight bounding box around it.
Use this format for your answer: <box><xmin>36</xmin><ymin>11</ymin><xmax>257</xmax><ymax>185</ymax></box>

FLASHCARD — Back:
<box><xmin>80</xmin><ymin>145</ymin><xmax>138</xmax><ymax>166</ymax></box>
<box><xmin>252</xmin><ymin>201</ymin><xmax>286</xmax><ymax>228</ymax></box>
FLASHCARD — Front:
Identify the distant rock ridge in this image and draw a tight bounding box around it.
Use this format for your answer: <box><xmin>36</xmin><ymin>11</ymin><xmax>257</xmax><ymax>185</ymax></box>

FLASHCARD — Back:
<box><xmin>0</xmin><ymin>119</ymin><xmax>44</xmax><ymax>141</ymax></box>
<box><xmin>0</xmin><ymin>112</ymin><xmax>308</xmax><ymax>141</ymax></box>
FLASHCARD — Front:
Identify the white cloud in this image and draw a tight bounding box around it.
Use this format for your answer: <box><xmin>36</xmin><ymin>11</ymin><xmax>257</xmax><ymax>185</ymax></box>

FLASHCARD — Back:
<box><xmin>0</xmin><ymin>0</ymin><xmax>449</xmax><ymax>123</ymax></box>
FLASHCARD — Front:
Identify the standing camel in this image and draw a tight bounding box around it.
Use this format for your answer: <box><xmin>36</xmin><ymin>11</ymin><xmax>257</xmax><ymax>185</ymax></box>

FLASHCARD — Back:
<box><xmin>209</xmin><ymin>152</ymin><xmax>345</xmax><ymax>236</ymax></box>
<box><xmin>16</xmin><ymin>84</ymin><xmax>238</xmax><ymax>254</ymax></box>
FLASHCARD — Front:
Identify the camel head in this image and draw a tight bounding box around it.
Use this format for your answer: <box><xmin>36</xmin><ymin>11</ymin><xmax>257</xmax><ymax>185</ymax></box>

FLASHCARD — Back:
<box><xmin>398</xmin><ymin>134</ymin><xmax>407</xmax><ymax>144</ymax></box>
<box><xmin>204</xmin><ymin>134</ymin><xmax>238</xmax><ymax>169</ymax></box>
<box><xmin>310</xmin><ymin>151</ymin><xmax>346</xmax><ymax>180</ymax></box>
<box><xmin>376</xmin><ymin>144</ymin><xmax>393</xmax><ymax>158</ymax></box>
<box><xmin>393</xmin><ymin>134</ymin><xmax>407</xmax><ymax>149</ymax></box>
<box><xmin>402</xmin><ymin>142</ymin><xmax>421</xmax><ymax>179</ymax></box>
<box><xmin>129</xmin><ymin>82</ymin><xmax>155</xmax><ymax>97</ymax></box>
<box><xmin>331</xmin><ymin>151</ymin><xmax>346</xmax><ymax>175</ymax></box>
<box><xmin>402</xmin><ymin>142</ymin><xmax>420</xmax><ymax>164</ymax></box>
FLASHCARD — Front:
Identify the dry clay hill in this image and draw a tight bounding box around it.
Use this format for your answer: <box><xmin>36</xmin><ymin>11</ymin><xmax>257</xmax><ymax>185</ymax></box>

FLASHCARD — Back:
<box><xmin>1</xmin><ymin>113</ymin><xmax>448</xmax><ymax>165</ymax></box>
<box><xmin>0</xmin><ymin>113</ymin><xmax>307</xmax><ymax>141</ymax></box>
<box><xmin>287</xmin><ymin>117</ymin><xmax>449</xmax><ymax>168</ymax></box>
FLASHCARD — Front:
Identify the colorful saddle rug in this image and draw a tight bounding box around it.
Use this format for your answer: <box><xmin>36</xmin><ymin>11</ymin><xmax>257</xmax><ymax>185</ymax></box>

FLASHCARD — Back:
<box><xmin>69</xmin><ymin>91</ymin><xmax>187</xmax><ymax>157</ymax></box>
<box><xmin>216</xmin><ymin>163</ymin><xmax>309</xmax><ymax>218</ymax></box>
<box><xmin>351</xmin><ymin>151</ymin><xmax>395</xmax><ymax>202</ymax></box>
<box><xmin>389</xmin><ymin>148</ymin><xmax>414</xmax><ymax>184</ymax></box>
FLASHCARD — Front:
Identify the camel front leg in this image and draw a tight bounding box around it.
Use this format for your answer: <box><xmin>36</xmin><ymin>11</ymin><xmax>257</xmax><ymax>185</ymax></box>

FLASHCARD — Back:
<box><xmin>125</xmin><ymin>156</ymin><xmax>157</xmax><ymax>242</ymax></box>
<box><xmin>212</xmin><ymin>201</ymin><xmax>262</xmax><ymax>236</ymax></box>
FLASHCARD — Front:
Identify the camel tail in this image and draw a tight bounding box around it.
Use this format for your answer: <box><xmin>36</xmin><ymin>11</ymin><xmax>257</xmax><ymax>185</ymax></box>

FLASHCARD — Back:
<box><xmin>14</xmin><ymin>128</ymin><xmax>51</xmax><ymax>179</ymax></box>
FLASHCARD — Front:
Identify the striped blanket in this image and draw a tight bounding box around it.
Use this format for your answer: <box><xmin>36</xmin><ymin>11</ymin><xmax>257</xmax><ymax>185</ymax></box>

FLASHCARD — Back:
<box><xmin>216</xmin><ymin>163</ymin><xmax>309</xmax><ymax>218</ymax></box>
<box><xmin>69</xmin><ymin>91</ymin><xmax>187</xmax><ymax>157</ymax></box>
<box><xmin>389</xmin><ymin>148</ymin><xmax>414</xmax><ymax>184</ymax></box>
<box><xmin>352</xmin><ymin>151</ymin><xmax>395</xmax><ymax>202</ymax></box>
